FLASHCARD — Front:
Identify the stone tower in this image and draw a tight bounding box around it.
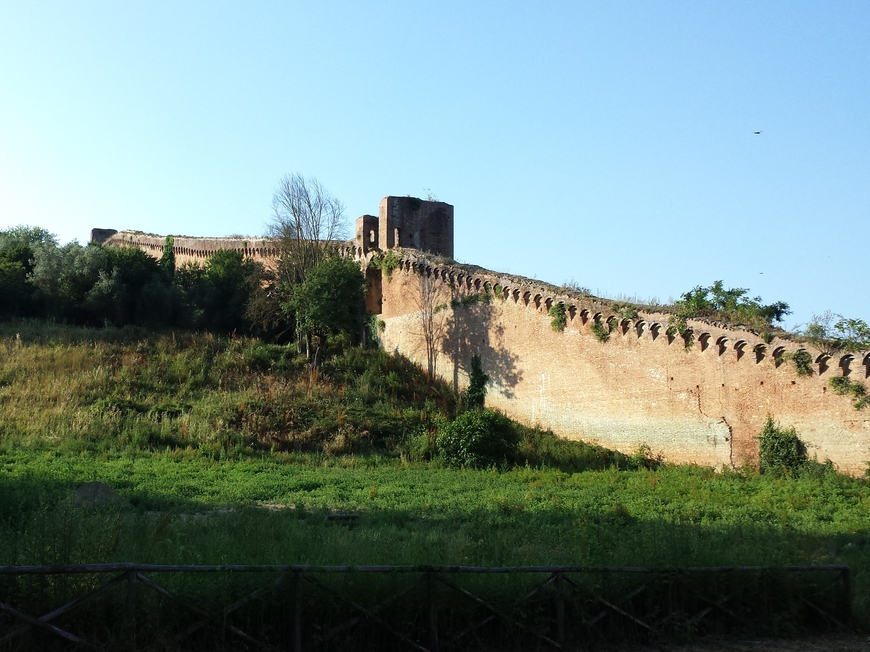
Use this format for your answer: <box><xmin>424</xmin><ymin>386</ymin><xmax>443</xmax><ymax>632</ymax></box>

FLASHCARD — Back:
<box><xmin>373</xmin><ymin>196</ymin><xmax>454</xmax><ymax>258</ymax></box>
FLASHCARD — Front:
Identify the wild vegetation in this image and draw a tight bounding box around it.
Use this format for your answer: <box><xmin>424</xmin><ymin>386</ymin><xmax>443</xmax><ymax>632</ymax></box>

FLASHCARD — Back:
<box><xmin>3</xmin><ymin>215</ymin><xmax>870</xmax><ymax>642</ymax></box>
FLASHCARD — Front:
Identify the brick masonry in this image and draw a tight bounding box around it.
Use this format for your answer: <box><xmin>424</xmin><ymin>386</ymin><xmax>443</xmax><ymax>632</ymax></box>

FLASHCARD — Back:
<box><xmin>98</xmin><ymin>197</ymin><xmax>870</xmax><ymax>474</ymax></box>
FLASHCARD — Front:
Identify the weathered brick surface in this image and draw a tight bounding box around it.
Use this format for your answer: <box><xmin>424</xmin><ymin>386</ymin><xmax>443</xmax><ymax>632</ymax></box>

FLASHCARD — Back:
<box><xmin>100</xmin><ymin>210</ymin><xmax>870</xmax><ymax>475</ymax></box>
<box><xmin>378</xmin><ymin>264</ymin><xmax>870</xmax><ymax>475</ymax></box>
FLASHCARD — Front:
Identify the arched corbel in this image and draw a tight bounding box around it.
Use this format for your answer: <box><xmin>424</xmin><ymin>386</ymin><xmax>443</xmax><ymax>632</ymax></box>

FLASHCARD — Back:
<box><xmin>772</xmin><ymin>346</ymin><xmax>787</xmax><ymax>368</ymax></box>
<box><xmin>716</xmin><ymin>336</ymin><xmax>729</xmax><ymax>356</ymax></box>
<box><xmin>816</xmin><ymin>353</ymin><xmax>831</xmax><ymax>376</ymax></box>
<box><xmin>839</xmin><ymin>354</ymin><xmax>854</xmax><ymax>377</ymax></box>
<box><xmin>635</xmin><ymin>320</ymin><xmax>647</xmax><ymax>338</ymax></box>
<box><xmin>753</xmin><ymin>343</ymin><xmax>766</xmax><ymax>364</ymax></box>
<box><xmin>698</xmin><ymin>332</ymin><xmax>711</xmax><ymax>352</ymax></box>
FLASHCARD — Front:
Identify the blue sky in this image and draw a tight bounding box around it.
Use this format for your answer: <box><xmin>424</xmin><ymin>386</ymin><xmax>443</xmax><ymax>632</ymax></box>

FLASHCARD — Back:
<box><xmin>1</xmin><ymin>1</ymin><xmax>867</xmax><ymax>329</ymax></box>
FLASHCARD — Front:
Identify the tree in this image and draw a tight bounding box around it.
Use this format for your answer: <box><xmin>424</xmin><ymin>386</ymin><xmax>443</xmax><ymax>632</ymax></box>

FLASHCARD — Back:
<box><xmin>415</xmin><ymin>270</ymin><xmax>450</xmax><ymax>377</ymax></box>
<box><xmin>674</xmin><ymin>280</ymin><xmax>790</xmax><ymax>329</ymax></box>
<box><xmin>0</xmin><ymin>226</ymin><xmax>58</xmax><ymax>318</ymax></box>
<box><xmin>805</xmin><ymin>311</ymin><xmax>870</xmax><ymax>354</ymax></box>
<box><xmin>197</xmin><ymin>249</ymin><xmax>263</xmax><ymax>333</ymax></box>
<box><xmin>285</xmin><ymin>255</ymin><xmax>367</xmax><ymax>367</ymax></box>
<box><xmin>464</xmin><ymin>354</ymin><xmax>489</xmax><ymax>410</ymax></box>
<box><xmin>269</xmin><ymin>173</ymin><xmax>347</xmax><ymax>288</ymax></box>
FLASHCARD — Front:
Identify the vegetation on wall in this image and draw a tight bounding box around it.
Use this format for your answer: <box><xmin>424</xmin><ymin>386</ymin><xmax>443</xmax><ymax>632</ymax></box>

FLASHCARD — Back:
<box><xmin>758</xmin><ymin>416</ymin><xmax>808</xmax><ymax>477</ymax></box>
<box><xmin>369</xmin><ymin>250</ymin><xmax>401</xmax><ymax>281</ymax></box>
<box><xmin>590</xmin><ymin>320</ymin><xmax>610</xmax><ymax>343</ymax></box>
<box><xmin>805</xmin><ymin>312</ymin><xmax>870</xmax><ymax>354</ymax></box>
<box><xmin>830</xmin><ymin>376</ymin><xmax>869</xmax><ymax>410</ymax></box>
<box><xmin>548</xmin><ymin>302</ymin><xmax>567</xmax><ymax>332</ymax></box>
<box><xmin>673</xmin><ymin>280</ymin><xmax>790</xmax><ymax>331</ymax></box>
<box><xmin>790</xmin><ymin>349</ymin><xmax>814</xmax><ymax>377</ymax></box>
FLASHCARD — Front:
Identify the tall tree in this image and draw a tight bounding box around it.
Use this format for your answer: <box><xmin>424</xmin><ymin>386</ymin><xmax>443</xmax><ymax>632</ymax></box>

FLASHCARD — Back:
<box><xmin>286</xmin><ymin>255</ymin><xmax>366</xmax><ymax>367</ymax></box>
<box><xmin>269</xmin><ymin>173</ymin><xmax>347</xmax><ymax>288</ymax></box>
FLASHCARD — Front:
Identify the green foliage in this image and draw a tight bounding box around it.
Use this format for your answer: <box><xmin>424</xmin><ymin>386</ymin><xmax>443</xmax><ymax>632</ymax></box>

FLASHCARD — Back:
<box><xmin>758</xmin><ymin>416</ymin><xmax>807</xmax><ymax>476</ymax></box>
<box><xmin>611</xmin><ymin>302</ymin><xmax>639</xmax><ymax>320</ymax></box>
<box><xmin>370</xmin><ymin>250</ymin><xmax>401</xmax><ymax>281</ymax></box>
<box><xmin>160</xmin><ymin>235</ymin><xmax>176</xmax><ymax>276</ymax></box>
<box><xmin>590</xmin><ymin>321</ymin><xmax>610</xmax><ymax>343</ymax></box>
<box><xmin>830</xmin><ymin>376</ymin><xmax>868</xmax><ymax>410</ymax></box>
<box><xmin>0</xmin><ymin>226</ymin><xmax>54</xmax><ymax>318</ymax></box>
<box><xmin>548</xmin><ymin>302</ymin><xmax>567</xmax><ymax>332</ymax></box>
<box><xmin>287</xmin><ymin>256</ymin><xmax>367</xmax><ymax>346</ymax></box>
<box><xmin>674</xmin><ymin>280</ymin><xmax>790</xmax><ymax>330</ymax></box>
<box><xmin>791</xmin><ymin>349</ymin><xmax>814</xmax><ymax>377</ymax></box>
<box><xmin>451</xmin><ymin>292</ymin><xmax>491</xmax><ymax>308</ymax></box>
<box><xmin>436</xmin><ymin>409</ymin><xmax>518</xmax><ymax>468</ymax></box>
<box><xmin>463</xmin><ymin>354</ymin><xmax>489</xmax><ymax>410</ymax></box>
<box><xmin>805</xmin><ymin>312</ymin><xmax>870</xmax><ymax>353</ymax></box>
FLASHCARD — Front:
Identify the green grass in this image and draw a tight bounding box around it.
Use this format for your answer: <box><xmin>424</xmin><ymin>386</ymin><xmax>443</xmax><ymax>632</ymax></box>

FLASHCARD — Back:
<box><xmin>2</xmin><ymin>320</ymin><xmax>870</xmax><ymax>630</ymax></box>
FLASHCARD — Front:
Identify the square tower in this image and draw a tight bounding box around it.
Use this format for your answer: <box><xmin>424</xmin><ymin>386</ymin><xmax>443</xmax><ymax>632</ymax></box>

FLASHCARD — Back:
<box><xmin>378</xmin><ymin>196</ymin><xmax>454</xmax><ymax>258</ymax></box>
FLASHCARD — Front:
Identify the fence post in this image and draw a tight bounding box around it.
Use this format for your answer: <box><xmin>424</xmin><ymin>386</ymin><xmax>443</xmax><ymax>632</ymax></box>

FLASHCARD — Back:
<box><xmin>126</xmin><ymin>570</ymin><xmax>137</xmax><ymax>651</ymax></box>
<box><xmin>555</xmin><ymin>572</ymin><xmax>565</xmax><ymax>647</ymax></box>
<box><xmin>292</xmin><ymin>571</ymin><xmax>302</xmax><ymax>652</ymax></box>
<box><xmin>428</xmin><ymin>571</ymin><xmax>439</xmax><ymax>652</ymax></box>
<box><xmin>840</xmin><ymin>566</ymin><xmax>852</xmax><ymax>627</ymax></box>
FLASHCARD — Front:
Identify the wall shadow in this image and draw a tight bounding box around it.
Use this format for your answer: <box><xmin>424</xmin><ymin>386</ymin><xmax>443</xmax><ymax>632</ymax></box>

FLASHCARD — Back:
<box><xmin>443</xmin><ymin>299</ymin><xmax>522</xmax><ymax>398</ymax></box>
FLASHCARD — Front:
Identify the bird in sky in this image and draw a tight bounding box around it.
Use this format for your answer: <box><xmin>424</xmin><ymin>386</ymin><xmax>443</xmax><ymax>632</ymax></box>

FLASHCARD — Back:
<box><xmin>753</xmin><ymin>131</ymin><xmax>762</xmax><ymax>135</ymax></box>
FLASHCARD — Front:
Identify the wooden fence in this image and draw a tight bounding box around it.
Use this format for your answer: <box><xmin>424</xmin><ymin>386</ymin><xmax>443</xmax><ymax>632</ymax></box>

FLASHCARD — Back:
<box><xmin>0</xmin><ymin>563</ymin><xmax>852</xmax><ymax>651</ymax></box>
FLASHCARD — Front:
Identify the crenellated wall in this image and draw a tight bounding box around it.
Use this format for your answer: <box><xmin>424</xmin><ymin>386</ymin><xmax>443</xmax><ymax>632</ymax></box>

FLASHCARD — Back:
<box><xmin>103</xmin><ymin>232</ymin><xmax>283</xmax><ymax>268</ymax></box>
<box><xmin>96</xmin><ymin>207</ymin><xmax>870</xmax><ymax>474</ymax></box>
<box><xmin>374</xmin><ymin>254</ymin><xmax>870</xmax><ymax>474</ymax></box>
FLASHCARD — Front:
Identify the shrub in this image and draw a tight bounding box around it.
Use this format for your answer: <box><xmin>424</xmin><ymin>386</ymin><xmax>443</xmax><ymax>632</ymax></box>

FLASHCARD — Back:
<box><xmin>463</xmin><ymin>354</ymin><xmax>489</xmax><ymax>410</ymax></box>
<box><xmin>548</xmin><ymin>303</ymin><xmax>567</xmax><ymax>332</ymax></box>
<box><xmin>758</xmin><ymin>416</ymin><xmax>807</xmax><ymax>476</ymax></box>
<box><xmin>791</xmin><ymin>349</ymin><xmax>813</xmax><ymax>377</ymax></box>
<box><xmin>436</xmin><ymin>409</ymin><xmax>518</xmax><ymax>469</ymax></box>
<box><xmin>590</xmin><ymin>321</ymin><xmax>610</xmax><ymax>343</ymax></box>
<box><xmin>830</xmin><ymin>376</ymin><xmax>868</xmax><ymax>410</ymax></box>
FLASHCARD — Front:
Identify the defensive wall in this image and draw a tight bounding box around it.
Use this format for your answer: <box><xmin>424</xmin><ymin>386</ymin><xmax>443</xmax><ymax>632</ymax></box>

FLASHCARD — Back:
<box><xmin>94</xmin><ymin>196</ymin><xmax>870</xmax><ymax>474</ymax></box>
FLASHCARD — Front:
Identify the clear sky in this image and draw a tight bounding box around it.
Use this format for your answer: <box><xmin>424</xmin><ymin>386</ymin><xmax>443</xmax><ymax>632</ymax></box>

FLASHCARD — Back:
<box><xmin>1</xmin><ymin>1</ymin><xmax>867</xmax><ymax>330</ymax></box>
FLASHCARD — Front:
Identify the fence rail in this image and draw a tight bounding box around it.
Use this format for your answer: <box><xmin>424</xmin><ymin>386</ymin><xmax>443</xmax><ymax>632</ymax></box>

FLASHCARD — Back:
<box><xmin>0</xmin><ymin>563</ymin><xmax>852</xmax><ymax>651</ymax></box>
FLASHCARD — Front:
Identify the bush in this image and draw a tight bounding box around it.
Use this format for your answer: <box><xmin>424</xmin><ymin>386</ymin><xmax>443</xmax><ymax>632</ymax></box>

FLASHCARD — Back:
<box><xmin>758</xmin><ymin>416</ymin><xmax>807</xmax><ymax>476</ymax></box>
<box><xmin>548</xmin><ymin>303</ymin><xmax>567</xmax><ymax>332</ymax></box>
<box><xmin>437</xmin><ymin>409</ymin><xmax>518</xmax><ymax>469</ymax></box>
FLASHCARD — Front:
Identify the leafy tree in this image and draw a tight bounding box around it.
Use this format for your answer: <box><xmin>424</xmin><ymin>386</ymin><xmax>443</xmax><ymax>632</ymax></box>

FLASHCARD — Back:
<box><xmin>0</xmin><ymin>226</ymin><xmax>58</xmax><ymax>318</ymax></box>
<box><xmin>160</xmin><ymin>235</ymin><xmax>176</xmax><ymax>277</ymax></box>
<box><xmin>805</xmin><ymin>311</ymin><xmax>870</xmax><ymax>353</ymax></box>
<box><xmin>437</xmin><ymin>409</ymin><xmax>518</xmax><ymax>468</ymax></box>
<box><xmin>29</xmin><ymin>242</ymin><xmax>107</xmax><ymax>321</ymax></box>
<box><xmin>198</xmin><ymin>249</ymin><xmax>264</xmax><ymax>333</ymax></box>
<box><xmin>285</xmin><ymin>255</ymin><xmax>366</xmax><ymax>366</ymax></box>
<box><xmin>463</xmin><ymin>354</ymin><xmax>489</xmax><ymax>410</ymax></box>
<box><xmin>674</xmin><ymin>280</ymin><xmax>790</xmax><ymax>329</ymax></box>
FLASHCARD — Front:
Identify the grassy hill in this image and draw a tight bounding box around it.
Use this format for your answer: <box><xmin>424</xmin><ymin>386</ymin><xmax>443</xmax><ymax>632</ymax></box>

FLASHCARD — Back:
<box><xmin>2</xmin><ymin>320</ymin><xmax>870</xmax><ymax>635</ymax></box>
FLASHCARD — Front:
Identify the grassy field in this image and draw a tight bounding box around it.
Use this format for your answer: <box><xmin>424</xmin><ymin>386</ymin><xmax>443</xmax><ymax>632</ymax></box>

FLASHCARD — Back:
<box><xmin>2</xmin><ymin>320</ymin><xmax>870</xmax><ymax>636</ymax></box>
